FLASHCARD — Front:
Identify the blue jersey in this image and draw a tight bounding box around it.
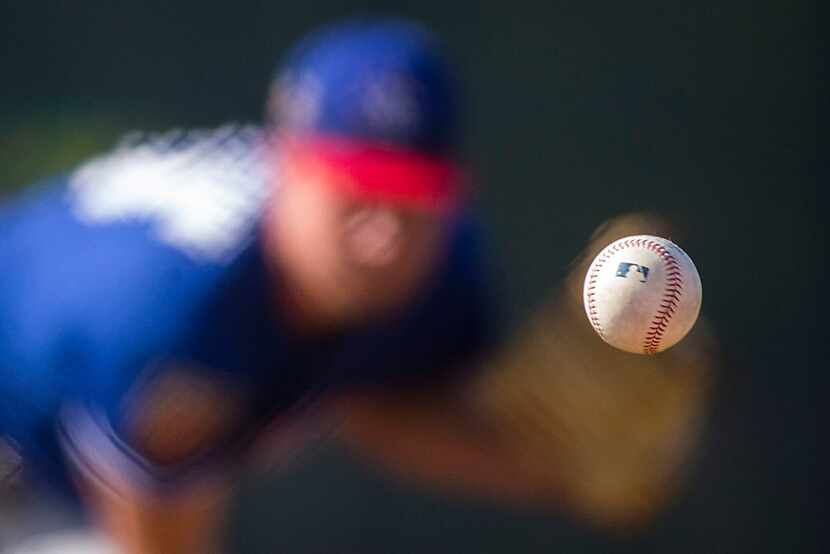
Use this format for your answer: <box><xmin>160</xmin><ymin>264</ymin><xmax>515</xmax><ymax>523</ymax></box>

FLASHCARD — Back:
<box><xmin>0</xmin><ymin>126</ymin><xmax>496</xmax><ymax>495</ymax></box>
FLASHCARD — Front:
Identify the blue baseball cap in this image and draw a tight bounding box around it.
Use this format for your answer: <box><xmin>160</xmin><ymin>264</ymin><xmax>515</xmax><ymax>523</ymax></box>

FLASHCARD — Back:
<box><xmin>269</xmin><ymin>18</ymin><xmax>465</xmax><ymax>211</ymax></box>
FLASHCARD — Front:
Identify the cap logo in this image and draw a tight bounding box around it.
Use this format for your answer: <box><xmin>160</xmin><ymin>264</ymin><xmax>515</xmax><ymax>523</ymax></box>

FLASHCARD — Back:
<box><xmin>362</xmin><ymin>72</ymin><xmax>422</xmax><ymax>139</ymax></box>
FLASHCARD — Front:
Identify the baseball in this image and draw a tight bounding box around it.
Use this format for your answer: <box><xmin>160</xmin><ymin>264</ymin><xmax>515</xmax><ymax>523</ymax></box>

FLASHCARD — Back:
<box><xmin>583</xmin><ymin>235</ymin><xmax>702</xmax><ymax>354</ymax></box>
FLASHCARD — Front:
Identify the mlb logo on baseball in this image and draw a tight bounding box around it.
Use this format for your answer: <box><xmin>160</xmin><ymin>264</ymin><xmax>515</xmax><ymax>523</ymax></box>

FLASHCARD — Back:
<box><xmin>615</xmin><ymin>262</ymin><xmax>650</xmax><ymax>283</ymax></box>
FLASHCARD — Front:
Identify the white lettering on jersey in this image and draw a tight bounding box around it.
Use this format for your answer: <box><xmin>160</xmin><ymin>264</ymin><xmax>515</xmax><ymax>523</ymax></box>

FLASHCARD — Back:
<box><xmin>68</xmin><ymin>125</ymin><xmax>269</xmax><ymax>261</ymax></box>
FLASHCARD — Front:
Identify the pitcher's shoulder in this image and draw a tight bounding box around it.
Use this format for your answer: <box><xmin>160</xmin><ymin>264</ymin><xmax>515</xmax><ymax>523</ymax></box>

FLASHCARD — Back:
<box><xmin>0</xmin><ymin>125</ymin><xmax>273</xmax><ymax>365</ymax></box>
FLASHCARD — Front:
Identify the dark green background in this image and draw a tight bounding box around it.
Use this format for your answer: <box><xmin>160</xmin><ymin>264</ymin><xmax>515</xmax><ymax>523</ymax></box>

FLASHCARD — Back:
<box><xmin>0</xmin><ymin>1</ymin><xmax>816</xmax><ymax>552</ymax></box>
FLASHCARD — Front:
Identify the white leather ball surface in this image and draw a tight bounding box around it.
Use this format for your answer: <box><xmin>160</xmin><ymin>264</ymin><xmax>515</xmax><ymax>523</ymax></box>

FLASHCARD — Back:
<box><xmin>583</xmin><ymin>235</ymin><xmax>702</xmax><ymax>354</ymax></box>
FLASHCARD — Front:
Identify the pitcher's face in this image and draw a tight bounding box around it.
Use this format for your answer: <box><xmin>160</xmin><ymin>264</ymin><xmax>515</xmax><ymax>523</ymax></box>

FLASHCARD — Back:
<box><xmin>266</xmin><ymin>153</ymin><xmax>451</xmax><ymax>330</ymax></box>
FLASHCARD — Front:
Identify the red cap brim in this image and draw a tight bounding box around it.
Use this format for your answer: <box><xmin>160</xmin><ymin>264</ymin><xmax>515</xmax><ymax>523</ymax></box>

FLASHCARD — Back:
<box><xmin>279</xmin><ymin>134</ymin><xmax>464</xmax><ymax>212</ymax></box>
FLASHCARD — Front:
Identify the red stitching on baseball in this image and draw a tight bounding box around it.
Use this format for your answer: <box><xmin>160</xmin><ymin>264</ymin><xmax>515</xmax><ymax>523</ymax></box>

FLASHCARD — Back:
<box><xmin>640</xmin><ymin>240</ymin><xmax>684</xmax><ymax>354</ymax></box>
